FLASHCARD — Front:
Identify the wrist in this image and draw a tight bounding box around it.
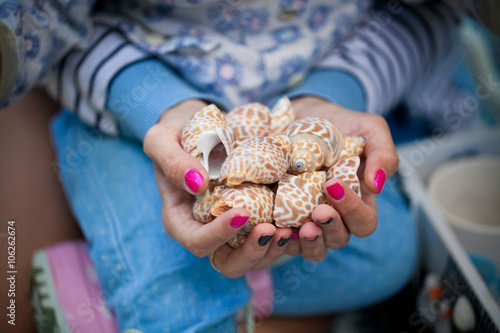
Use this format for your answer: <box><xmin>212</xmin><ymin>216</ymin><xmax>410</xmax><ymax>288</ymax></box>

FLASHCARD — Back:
<box><xmin>158</xmin><ymin>99</ymin><xmax>208</xmax><ymax>123</ymax></box>
<box><xmin>291</xmin><ymin>95</ymin><xmax>344</xmax><ymax>117</ymax></box>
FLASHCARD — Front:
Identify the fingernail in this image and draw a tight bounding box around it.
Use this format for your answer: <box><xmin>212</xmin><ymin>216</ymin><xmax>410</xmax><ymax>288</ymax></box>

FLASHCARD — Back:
<box><xmin>185</xmin><ymin>169</ymin><xmax>203</xmax><ymax>193</ymax></box>
<box><xmin>305</xmin><ymin>235</ymin><xmax>319</xmax><ymax>242</ymax></box>
<box><xmin>327</xmin><ymin>183</ymin><xmax>344</xmax><ymax>200</ymax></box>
<box><xmin>291</xmin><ymin>231</ymin><xmax>299</xmax><ymax>241</ymax></box>
<box><xmin>258</xmin><ymin>234</ymin><xmax>274</xmax><ymax>247</ymax></box>
<box><xmin>374</xmin><ymin>169</ymin><xmax>386</xmax><ymax>193</ymax></box>
<box><xmin>278</xmin><ymin>237</ymin><xmax>291</xmax><ymax>247</ymax></box>
<box><xmin>230</xmin><ymin>215</ymin><xmax>249</xmax><ymax>229</ymax></box>
<box><xmin>318</xmin><ymin>217</ymin><xmax>333</xmax><ymax>225</ymax></box>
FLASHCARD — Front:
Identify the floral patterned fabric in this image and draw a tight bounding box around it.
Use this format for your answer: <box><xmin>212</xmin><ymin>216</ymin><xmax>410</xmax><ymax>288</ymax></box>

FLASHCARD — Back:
<box><xmin>0</xmin><ymin>0</ymin><xmax>372</xmax><ymax>108</ymax></box>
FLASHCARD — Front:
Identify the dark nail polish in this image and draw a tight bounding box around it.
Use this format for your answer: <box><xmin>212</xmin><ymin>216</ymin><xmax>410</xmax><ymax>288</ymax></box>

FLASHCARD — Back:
<box><xmin>258</xmin><ymin>234</ymin><xmax>274</xmax><ymax>247</ymax></box>
<box><xmin>318</xmin><ymin>217</ymin><xmax>333</xmax><ymax>225</ymax></box>
<box><xmin>277</xmin><ymin>237</ymin><xmax>291</xmax><ymax>247</ymax></box>
<box><xmin>305</xmin><ymin>235</ymin><xmax>319</xmax><ymax>242</ymax></box>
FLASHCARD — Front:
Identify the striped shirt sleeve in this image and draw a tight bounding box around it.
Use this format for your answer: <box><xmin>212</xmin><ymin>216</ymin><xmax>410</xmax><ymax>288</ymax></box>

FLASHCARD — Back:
<box><xmin>314</xmin><ymin>0</ymin><xmax>461</xmax><ymax>115</ymax></box>
<box><xmin>45</xmin><ymin>24</ymin><xmax>228</xmax><ymax>139</ymax></box>
<box><xmin>403</xmin><ymin>0</ymin><xmax>499</xmax><ymax>37</ymax></box>
<box><xmin>45</xmin><ymin>25</ymin><xmax>150</xmax><ymax>136</ymax></box>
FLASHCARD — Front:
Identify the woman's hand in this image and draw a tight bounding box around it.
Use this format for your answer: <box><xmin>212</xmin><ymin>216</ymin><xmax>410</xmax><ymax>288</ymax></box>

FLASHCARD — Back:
<box><xmin>284</xmin><ymin>96</ymin><xmax>399</xmax><ymax>261</ymax></box>
<box><xmin>144</xmin><ymin>99</ymin><xmax>293</xmax><ymax>278</ymax></box>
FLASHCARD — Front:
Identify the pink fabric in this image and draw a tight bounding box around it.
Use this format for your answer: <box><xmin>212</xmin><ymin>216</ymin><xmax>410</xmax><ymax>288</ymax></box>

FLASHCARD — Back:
<box><xmin>246</xmin><ymin>268</ymin><xmax>274</xmax><ymax>318</ymax></box>
<box><xmin>46</xmin><ymin>240</ymin><xmax>118</xmax><ymax>332</ymax></box>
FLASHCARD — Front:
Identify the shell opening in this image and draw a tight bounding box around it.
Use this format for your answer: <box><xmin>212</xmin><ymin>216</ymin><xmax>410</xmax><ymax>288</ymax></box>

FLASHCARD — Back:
<box><xmin>196</xmin><ymin>130</ymin><xmax>229</xmax><ymax>180</ymax></box>
<box><xmin>211</xmin><ymin>204</ymin><xmax>232</xmax><ymax>216</ymax></box>
<box><xmin>290</xmin><ymin>148</ymin><xmax>315</xmax><ymax>174</ymax></box>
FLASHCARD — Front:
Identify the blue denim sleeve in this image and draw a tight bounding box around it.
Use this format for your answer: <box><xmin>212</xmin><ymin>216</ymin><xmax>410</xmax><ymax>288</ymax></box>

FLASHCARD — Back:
<box><xmin>106</xmin><ymin>58</ymin><xmax>229</xmax><ymax>140</ymax></box>
<box><xmin>287</xmin><ymin>69</ymin><xmax>367</xmax><ymax>112</ymax></box>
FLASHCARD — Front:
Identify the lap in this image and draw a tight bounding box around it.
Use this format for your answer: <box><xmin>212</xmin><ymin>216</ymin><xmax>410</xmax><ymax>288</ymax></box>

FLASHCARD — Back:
<box><xmin>51</xmin><ymin>110</ymin><xmax>248</xmax><ymax>332</ymax></box>
<box><xmin>271</xmin><ymin>177</ymin><xmax>418</xmax><ymax>315</ymax></box>
<box><xmin>51</xmin><ymin>110</ymin><xmax>418</xmax><ymax>329</ymax></box>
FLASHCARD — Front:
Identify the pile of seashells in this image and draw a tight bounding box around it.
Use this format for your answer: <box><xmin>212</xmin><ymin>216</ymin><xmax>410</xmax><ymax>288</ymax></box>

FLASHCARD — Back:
<box><xmin>181</xmin><ymin>96</ymin><xmax>366</xmax><ymax>247</ymax></box>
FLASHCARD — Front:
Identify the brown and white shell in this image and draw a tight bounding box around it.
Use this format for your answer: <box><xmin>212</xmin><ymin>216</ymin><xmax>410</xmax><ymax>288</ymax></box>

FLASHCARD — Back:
<box><xmin>211</xmin><ymin>183</ymin><xmax>275</xmax><ymax>247</ymax></box>
<box><xmin>227</xmin><ymin>235</ymin><xmax>248</xmax><ymax>248</ymax></box>
<box><xmin>225</xmin><ymin>102</ymin><xmax>272</xmax><ymax>146</ymax></box>
<box><xmin>273</xmin><ymin>172</ymin><xmax>327</xmax><ymax>228</ymax></box>
<box><xmin>340</xmin><ymin>136</ymin><xmax>366</xmax><ymax>160</ymax></box>
<box><xmin>180</xmin><ymin>104</ymin><xmax>234</xmax><ymax>180</ymax></box>
<box><xmin>269</xmin><ymin>96</ymin><xmax>295</xmax><ymax>135</ymax></box>
<box><xmin>219</xmin><ymin>135</ymin><xmax>291</xmax><ymax>186</ymax></box>
<box><xmin>285</xmin><ymin>117</ymin><xmax>343</xmax><ymax>174</ymax></box>
<box><xmin>192</xmin><ymin>185</ymin><xmax>226</xmax><ymax>223</ymax></box>
<box><xmin>326</xmin><ymin>156</ymin><xmax>361</xmax><ymax>197</ymax></box>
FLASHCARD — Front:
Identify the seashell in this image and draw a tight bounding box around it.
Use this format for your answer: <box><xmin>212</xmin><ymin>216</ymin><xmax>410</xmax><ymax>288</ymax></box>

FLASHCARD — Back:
<box><xmin>340</xmin><ymin>136</ymin><xmax>366</xmax><ymax>160</ymax></box>
<box><xmin>227</xmin><ymin>235</ymin><xmax>248</xmax><ymax>248</ymax></box>
<box><xmin>295</xmin><ymin>171</ymin><xmax>327</xmax><ymax>193</ymax></box>
<box><xmin>269</xmin><ymin>96</ymin><xmax>295</xmax><ymax>135</ymax></box>
<box><xmin>192</xmin><ymin>185</ymin><xmax>226</xmax><ymax>223</ymax></box>
<box><xmin>326</xmin><ymin>156</ymin><xmax>361</xmax><ymax>197</ymax></box>
<box><xmin>211</xmin><ymin>183</ymin><xmax>275</xmax><ymax>246</ymax></box>
<box><xmin>219</xmin><ymin>135</ymin><xmax>291</xmax><ymax>186</ymax></box>
<box><xmin>273</xmin><ymin>172</ymin><xmax>327</xmax><ymax>228</ymax></box>
<box><xmin>181</xmin><ymin>104</ymin><xmax>235</xmax><ymax>180</ymax></box>
<box><xmin>225</xmin><ymin>103</ymin><xmax>271</xmax><ymax>146</ymax></box>
<box><xmin>285</xmin><ymin>117</ymin><xmax>343</xmax><ymax>174</ymax></box>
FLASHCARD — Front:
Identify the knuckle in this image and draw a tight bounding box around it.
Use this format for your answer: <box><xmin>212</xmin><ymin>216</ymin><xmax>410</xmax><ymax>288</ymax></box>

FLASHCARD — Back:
<box><xmin>224</xmin><ymin>270</ymin><xmax>244</xmax><ymax>279</ymax></box>
<box><xmin>371</xmin><ymin>114</ymin><xmax>389</xmax><ymax>129</ymax></box>
<box><xmin>357</xmin><ymin>216</ymin><xmax>378</xmax><ymax>238</ymax></box>
<box><xmin>246</xmin><ymin>250</ymin><xmax>264</xmax><ymax>262</ymax></box>
<box><xmin>143</xmin><ymin>125</ymin><xmax>162</xmax><ymax>157</ymax></box>
<box><xmin>191</xmin><ymin>246</ymin><xmax>207</xmax><ymax>258</ymax></box>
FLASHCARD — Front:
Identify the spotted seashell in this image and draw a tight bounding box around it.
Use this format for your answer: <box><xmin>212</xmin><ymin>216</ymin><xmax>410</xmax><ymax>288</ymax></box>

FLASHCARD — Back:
<box><xmin>219</xmin><ymin>135</ymin><xmax>291</xmax><ymax>186</ymax></box>
<box><xmin>295</xmin><ymin>171</ymin><xmax>327</xmax><ymax>193</ymax></box>
<box><xmin>269</xmin><ymin>96</ymin><xmax>295</xmax><ymax>135</ymax></box>
<box><xmin>326</xmin><ymin>156</ymin><xmax>361</xmax><ymax>197</ymax></box>
<box><xmin>285</xmin><ymin>117</ymin><xmax>344</xmax><ymax>174</ymax></box>
<box><xmin>192</xmin><ymin>185</ymin><xmax>226</xmax><ymax>223</ymax></box>
<box><xmin>340</xmin><ymin>136</ymin><xmax>366</xmax><ymax>160</ymax></box>
<box><xmin>181</xmin><ymin>104</ymin><xmax>234</xmax><ymax>180</ymax></box>
<box><xmin>227</xmin><ymin>235</ymin><xmax>248</xmax><ymax>248</ymax></box>
<box><xmin>273</xmin><ymin>172</ymin><xmax>327</xmax><ymax>228</ymax></box>
<box><xmin>211</xmin><ymin>183</ymin><xmax>275</xmax><ymax>245</ymax></box>
<box><xmin>226</xmin><ymin>103</ymin><xmax>271</xmax><ymax>146</ymax></box>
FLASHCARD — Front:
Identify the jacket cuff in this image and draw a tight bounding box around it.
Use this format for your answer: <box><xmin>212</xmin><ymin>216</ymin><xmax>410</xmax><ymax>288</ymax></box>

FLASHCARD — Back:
<box><xmin>106</xmin><ymin>58</ymin><xmax>229</xmax><ymax>140</ymax></box>
<box><xmin>287</xmin><ymin>69</ymin><xmax>367</xmax><ymax>112</ymax></box>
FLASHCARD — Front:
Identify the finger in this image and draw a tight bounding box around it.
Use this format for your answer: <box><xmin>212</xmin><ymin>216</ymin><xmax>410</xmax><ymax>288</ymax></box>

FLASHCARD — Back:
<box><xmin>324</xmin><ymin>179</ymin><xmax>378</xmax><ymax>238</ymax></box>
<box><xmin>163</xmin><ymin>201</ymin><xmax>251</xmax><ymax>257</ymax></box>
<box><xmin>251</xmin><ymin>227</ymin><xmax>293</xmax><ymax>271</ymax></box>
<box><xmin>361</xmin><ymin>115</ymin><xmax>399</xmax><ymax>194</ymax></box>
<box><xmin>311</xmin><ymin>204</ymin><xmax>350</xmax><ymax>249</ymax></box>
<box><xmin>144</xmin><ymin>123</ymin><xmax>209</xmax><ymax>195</ymax></box>
<box><xmin>285</xmin><ymin>228</ymin><xmax>301</xmax><ymax>256</ymax></box>
<box><xmin>299</xmin><ymin>222</ymin><xmax>327</xmax><ymax>262</ymax></box>
<box><xmin>212</xmin><ymin>223</ymin><xmax>277</xmax><ymax>278</ymax></box>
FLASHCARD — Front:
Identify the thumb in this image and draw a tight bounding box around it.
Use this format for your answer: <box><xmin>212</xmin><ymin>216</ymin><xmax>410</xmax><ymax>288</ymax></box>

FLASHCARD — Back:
<box><xmin>144</xmin><ymin>123</ymin><xmax>209</xmax><ymax>195</ymax></box>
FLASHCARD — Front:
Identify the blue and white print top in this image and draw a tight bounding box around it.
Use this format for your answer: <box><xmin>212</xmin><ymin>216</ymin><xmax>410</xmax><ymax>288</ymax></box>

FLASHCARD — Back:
<box><xmin>0</xmin><ymin>0</ymin><xmax>466</xmax><ymax>139</ymax></box>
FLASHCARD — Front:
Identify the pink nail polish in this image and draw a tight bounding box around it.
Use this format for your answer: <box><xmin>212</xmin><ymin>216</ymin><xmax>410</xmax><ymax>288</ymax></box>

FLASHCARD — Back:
<box><xmin>291</xmin><ymin>231</ymin><xmax>299</xmax><ymax>241</ymax></box>
<box><xmin>374</xmin><ymin>169</ymin><xmax>386</xmax><ymax>193</ymax></box>
<box><xmin>185</xmin><ymin>169</ymin><xmax>203</xmax><ymax>193</ymax></box>
<box><xmin>230</xmin><ymin>215</ymin><xmax>249</xmax><ymax>229</ymax></box>
<box><xmin>327</xmin><ymin>183</ymin><xmax>344</xmax><ymax>200</ymax></box>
